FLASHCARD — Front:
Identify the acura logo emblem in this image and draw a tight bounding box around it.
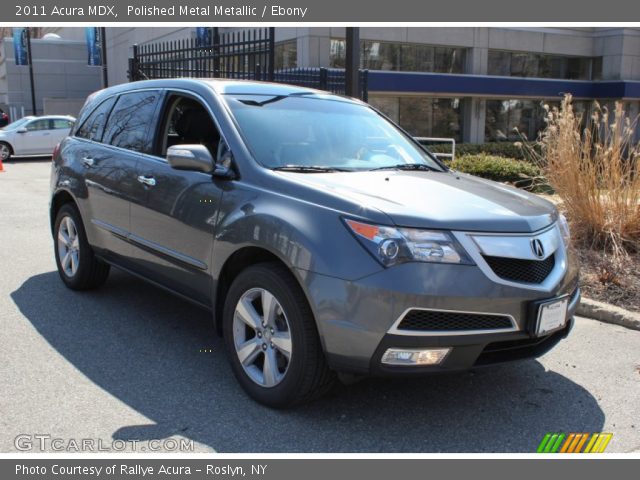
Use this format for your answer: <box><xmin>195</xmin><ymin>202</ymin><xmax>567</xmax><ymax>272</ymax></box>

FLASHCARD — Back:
<box><xmin>531</xmin><ymin>239</ymin><xmax>545</xmax><ymax>259</ymax></box>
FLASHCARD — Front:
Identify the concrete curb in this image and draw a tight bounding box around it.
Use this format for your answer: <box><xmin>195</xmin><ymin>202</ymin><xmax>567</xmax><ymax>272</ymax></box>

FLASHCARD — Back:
<box><xmin>577</xmin><ymin>297</ymin><xmax>640</xmax><ymax>331</ymax></box>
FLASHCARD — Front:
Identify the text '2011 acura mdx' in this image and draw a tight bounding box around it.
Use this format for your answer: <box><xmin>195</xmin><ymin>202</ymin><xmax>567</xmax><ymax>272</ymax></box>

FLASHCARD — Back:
<box><xmin>50</xmin><ymin>79</ymin><xmax>580</xmax><ymax>407</ymax></box>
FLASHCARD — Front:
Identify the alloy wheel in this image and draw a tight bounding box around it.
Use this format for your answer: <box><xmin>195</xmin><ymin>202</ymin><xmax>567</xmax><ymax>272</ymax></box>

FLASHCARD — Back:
<box><xmin>0</xmin><ymin>144</ymin><xmax>10</xmax><ymax>161</ymax></box>
<box><xmin>57</xmin><ymin>215</ymin><xmax>80</xmax><ymax>277</ymax></box>
<box><xmin>232</xmin><ymin>288</ymin><xmax>293</xmax><ymax>388</ymax></box>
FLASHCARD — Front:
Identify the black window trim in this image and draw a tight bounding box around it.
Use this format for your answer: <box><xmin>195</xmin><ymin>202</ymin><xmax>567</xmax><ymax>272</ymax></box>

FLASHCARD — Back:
<box><xmin>72</xmin><ymin>86</ymin><xmax>234</xmax><ymax>172</ymax></box>
<box><xmin>101</xmin><ymin>89</ymin><xmax>164</xmax><ymax>154</ymax></box>
<box><xmin>74</xmin><ymin>87</ymin><xmax>164</xmax><ymax>148</ymax></box>
<box><xmin>146</xmin><ymin>87</ymin><xmax>232</xmax><ymax>167</ymax></box>
<box><xmin>74</xmin><ymin>95</ymin><xmax>119</xmax><ymax>143</ymax></box>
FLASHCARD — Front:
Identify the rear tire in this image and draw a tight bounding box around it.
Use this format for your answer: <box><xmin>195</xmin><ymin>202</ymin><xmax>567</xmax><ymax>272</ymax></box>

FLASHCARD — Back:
<box><xmin>222</xmin><ymin>262</ymin><xmax>335</xmax><ymax>408</ymax></box>
<box><xmin>53</xmin><ymin>203</ymin><xmax>110</xmax><ymax>290</ymax></box>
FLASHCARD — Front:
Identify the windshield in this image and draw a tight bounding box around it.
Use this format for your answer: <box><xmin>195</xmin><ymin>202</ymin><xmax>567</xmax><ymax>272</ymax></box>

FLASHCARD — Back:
<box><xmin>2</xmin><ymin>117</ymin><xmax>33</xmax><ymax>131</ymax></box>
<box><xmin>224</xmin><ymin>94</ymin><xmax>443</xmax><ymax>172</ymax></box>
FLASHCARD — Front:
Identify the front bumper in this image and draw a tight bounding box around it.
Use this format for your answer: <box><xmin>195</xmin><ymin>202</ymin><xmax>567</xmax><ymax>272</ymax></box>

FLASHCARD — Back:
<box><xmin>297</xmin><ymin>246</ymin><xmax>580</xmax><ymax>375</ymax></box>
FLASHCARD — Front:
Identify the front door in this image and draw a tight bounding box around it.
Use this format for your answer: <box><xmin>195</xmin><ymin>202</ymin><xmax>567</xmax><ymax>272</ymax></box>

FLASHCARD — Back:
<box><xmin>128</xmin><ymin>93</ymin><xmax>225</xmax><ymax>306</ymax></box>
<box><xmin>15</xmin><ymin>118</ymin><xmax>53</xmax><ymax>155</ymax></box>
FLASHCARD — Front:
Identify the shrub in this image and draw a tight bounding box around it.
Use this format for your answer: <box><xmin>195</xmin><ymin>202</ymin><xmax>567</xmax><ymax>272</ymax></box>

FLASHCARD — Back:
<box><xmin>425</xmin><ymin>141</ymin><xmax>540</xmax><ymax>160</ymax></box>
<box><xmin>524</xmin><ymin>95</ymin><xmax>640</xmax><ymax>255</ymax></box>
<box><xmin>448</xmin><ymin>154</ymin><xmax>542</xmax><ymax>189</ymax></box>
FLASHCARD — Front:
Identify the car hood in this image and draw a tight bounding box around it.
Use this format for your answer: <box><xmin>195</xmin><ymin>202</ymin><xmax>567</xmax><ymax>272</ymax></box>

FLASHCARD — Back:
<box><xmin>276</xmin><ymin>170</ymin><xmax>557</xmax><ymax>233</ymax></box>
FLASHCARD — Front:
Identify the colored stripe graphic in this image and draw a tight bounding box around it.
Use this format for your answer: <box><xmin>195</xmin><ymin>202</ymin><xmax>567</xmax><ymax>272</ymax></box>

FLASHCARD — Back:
<box><xmin>584</xmin><ymin>434</ymin><xmax>599</xmax><ymax>453</ymax></box>
<box><xmin>574</xmin><ymin>433</ymin><xmax>590</xmax><ymax>453</ymax></box>
<box><xmin>537</xmin><ymin>433</ymin><xmax>552</xmax><ymax>453</ymax></box>
<box><xmin>538</xmin><ymin>433</ymin><xmax>613</xmax><ymax>453</ymax></box>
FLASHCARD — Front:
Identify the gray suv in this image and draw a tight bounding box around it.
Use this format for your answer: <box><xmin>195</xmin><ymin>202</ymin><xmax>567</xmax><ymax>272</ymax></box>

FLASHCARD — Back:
<box><xmin>50</xmin><ymin>79</ymin><xmax>580</xmax><ymax>407</ymax></box>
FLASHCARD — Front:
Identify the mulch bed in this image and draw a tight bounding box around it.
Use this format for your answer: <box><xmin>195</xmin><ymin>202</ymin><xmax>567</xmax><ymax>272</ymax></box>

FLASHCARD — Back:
<box><xmin>575</xmin><ymin>248</ymin><xmax>640</xmax><ymax>313</ymax></box>
<box><xmin>534</xmin><ymin>193</ymin><xmax>639</xmax><ymax>313</ymax></box>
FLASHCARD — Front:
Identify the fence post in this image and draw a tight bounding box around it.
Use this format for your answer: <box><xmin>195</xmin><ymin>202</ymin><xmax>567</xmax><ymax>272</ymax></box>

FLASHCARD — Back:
<box><xmin>213</xmin><ymin>28</ymin><xmax>220</xmax><ymax>78</ymax></box>
<box><xmin>127</xmin><ymin>58</ymin><xmax>135</xmax><ymax>82</ymax></box>
<box><xmin>268</xmin><ymin>27</ymin><xmax>275</xmax><ymax>81</ymax></box>
<box><xmin>319</xmin><ymin>68</ymin><xmax>328</xmax><ymax>91</ymax></box>
<box><xmin>255</xmin><ymin>64</ymin><xmax>262</xmax><ymax>81</ymax></box>
<box><xmin>360</xmin><ymin>69</ymin><xmax>369</xmax><ymax>102</ymax></box>
<box><xmin>128</xmin><ymin>44</ymin><xmax>139</xmax><ymax>81</ymax></box>
<box><xmin>345</xmin><ymin>27</ymin><xmax>360</xmax><ymax>98</ymax></box>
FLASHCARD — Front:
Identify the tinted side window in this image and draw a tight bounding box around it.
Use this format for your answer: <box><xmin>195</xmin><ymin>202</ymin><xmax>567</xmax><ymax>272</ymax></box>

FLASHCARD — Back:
<box><xmin>76</xmin><ymin>96</ymin><xmax>117</xmax><ymax>142</ymax></box>
<box><xmin>103</xmin><ymin>91</ymin><xmax>161</xmax><ymax>153</ymax></box>
<box><xmin>52</xmin><ymin>119</ymin><xmax>74</xmax><ymax>130</ymax></box>
<box><xmin>26</xmin><ymin>119</ymin><xmax>51</xmax><ymax>131</ymax></box>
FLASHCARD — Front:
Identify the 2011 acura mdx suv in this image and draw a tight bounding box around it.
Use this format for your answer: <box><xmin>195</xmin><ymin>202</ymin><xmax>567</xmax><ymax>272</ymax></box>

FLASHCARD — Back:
<box><xmin>50</xmin><ymin>79</ymin><xmax>580</xmax><ymax>407</ymax></box>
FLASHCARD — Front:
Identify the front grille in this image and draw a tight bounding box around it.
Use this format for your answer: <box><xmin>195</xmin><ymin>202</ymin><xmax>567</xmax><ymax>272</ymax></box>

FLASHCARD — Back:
<box><xmin>483</xmin><ymin>254</ymin><xmax>555</xmax><ymax>284</ymax></box>
<box><xmin>474</xmin><ymin>328</ymin><xmax>567</xmax><ymax>366</ymax></box>
<box><xmin>397</xmin><ymin>310</ymin><xmax>513</xmax><ymax>332</ymax></box>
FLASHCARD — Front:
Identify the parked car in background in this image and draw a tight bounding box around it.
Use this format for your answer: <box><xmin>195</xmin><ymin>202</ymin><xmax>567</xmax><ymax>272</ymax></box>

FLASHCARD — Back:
<box><xmin>0</xmin><ymin>109</ymin><xmax>9</xmax><ymax>128</ymax></box>
<box><xmin>50</xmin><ymin>80</ymin><xmax>579</xmax><ymax>407</ymax></box>
<box><xmin>0</xmin><ymin>115</ymin><xmax>75</xmax><ymax>161</ymax></box>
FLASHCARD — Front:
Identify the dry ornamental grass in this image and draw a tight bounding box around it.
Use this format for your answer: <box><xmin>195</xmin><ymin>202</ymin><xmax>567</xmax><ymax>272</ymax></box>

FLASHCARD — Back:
<box><xmin>518</xmin><ymin>95</ymin><xmax>640</xmax><ymax>311</ymax></box>
<box><xmin>524</xmin><ymin>95</ymin><xmax>640</xmax><ymax>256</ymax></box>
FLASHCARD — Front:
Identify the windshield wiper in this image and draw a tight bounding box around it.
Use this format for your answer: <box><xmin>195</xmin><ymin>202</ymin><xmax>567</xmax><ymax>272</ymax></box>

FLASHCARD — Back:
<box><xmin>239</xmin><ymin>95</ymin><xmax>287</xmax><ymax>107</ymax></box>
<box><xmin>271</xmin><ymin>165</ymin><xmax>352</xmax><ymax>173</ymax></box>
<box><xmin>368</xmin><ymin>163</ymin><xmax>440</xmax><ymax>172</ymax></box>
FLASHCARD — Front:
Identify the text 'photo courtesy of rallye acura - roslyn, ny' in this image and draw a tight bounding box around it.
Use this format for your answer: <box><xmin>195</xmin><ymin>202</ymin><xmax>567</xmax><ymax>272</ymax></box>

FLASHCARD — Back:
<box><xmin>49</xmin><ymin>78</ymin><xmax>580</xmax><ymax>408</ymax></box>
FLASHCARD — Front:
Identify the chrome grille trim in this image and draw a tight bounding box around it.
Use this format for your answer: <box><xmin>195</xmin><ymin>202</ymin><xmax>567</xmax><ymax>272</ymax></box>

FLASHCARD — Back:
<box><xmin>388</xmin><ymin>307</ymin><xmax>518</xmax><ymax>337</ymax></box>
<box><xmin>452</xmin><ymin>223</ymin><xmax>568</xmax><ymax>292</ymax></box>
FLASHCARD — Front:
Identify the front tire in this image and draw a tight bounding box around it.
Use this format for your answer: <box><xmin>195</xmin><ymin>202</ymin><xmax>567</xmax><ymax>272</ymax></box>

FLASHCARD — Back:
<box><xmin>53</xmin><ymin>203</ymin><xmax>110</xmax><ymax>290</ymax></box>
<box><xmin>0</xmin><ymin>142</ymin><xmax>12</xmax><ymax>161</ymax></box>
<box><xmin>222</xmin><ymin>262</ymin><xmax>335</xmax><ymax>408</ymax></box>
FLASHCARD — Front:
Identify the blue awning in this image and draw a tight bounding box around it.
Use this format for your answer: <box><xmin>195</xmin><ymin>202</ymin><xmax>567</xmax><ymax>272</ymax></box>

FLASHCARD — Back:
<box><xmin>367</xmin><ymin>71</ymin><xmax>640</xmax><ymax>99</ymax></box>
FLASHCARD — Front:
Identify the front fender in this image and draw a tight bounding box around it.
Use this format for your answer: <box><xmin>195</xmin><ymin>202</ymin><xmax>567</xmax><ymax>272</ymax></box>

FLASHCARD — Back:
<box><xmin>210</xmin><ymin>184</ymin><xmax>384</xmax><ymax>282</ymax></box>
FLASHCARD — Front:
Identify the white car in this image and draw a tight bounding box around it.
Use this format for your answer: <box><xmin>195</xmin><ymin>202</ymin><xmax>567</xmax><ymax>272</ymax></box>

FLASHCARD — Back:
<box><xmin>0</xmin><ymin>115</ymin><xmax>75</xmax><ymax>161</ymax></box>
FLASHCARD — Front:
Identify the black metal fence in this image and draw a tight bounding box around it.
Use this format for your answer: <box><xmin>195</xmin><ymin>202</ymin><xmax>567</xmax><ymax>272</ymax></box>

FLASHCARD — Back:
<box><xmin>128</xmin><ymin>28</ymin><xmax>368</xmax><ymax>101</ymax></box>
<box><xmin>273</xmin><ymin>68</ymin><xmax>368</xmax><ymax>101</ymax></box>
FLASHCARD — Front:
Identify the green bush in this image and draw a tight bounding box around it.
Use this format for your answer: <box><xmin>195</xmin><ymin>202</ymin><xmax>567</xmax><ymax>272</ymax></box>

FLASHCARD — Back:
<box><xmin>447</xmin><ymin>154</ymin><xmax>545</xmax><ymax>190</ymax></box>
<box><xmin>425</xmin><ymin>141</ymin><xmax>540</xmax><ymax>161</ymax></box>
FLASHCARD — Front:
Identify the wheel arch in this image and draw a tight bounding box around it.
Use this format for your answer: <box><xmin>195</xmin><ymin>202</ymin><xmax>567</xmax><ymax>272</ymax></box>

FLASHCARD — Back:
<box><xmin>212</xmin><ymin>245</ymin><xmax>312</xmax><ymax>337</ymax></box>
<box><xmin>50</xmin><ymin>189</ymin><xmax>79</xmax><ymax>235</ymax></box>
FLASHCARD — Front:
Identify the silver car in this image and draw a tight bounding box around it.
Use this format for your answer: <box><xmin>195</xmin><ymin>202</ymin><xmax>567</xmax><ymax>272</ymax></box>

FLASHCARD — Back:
<box><xmin>0</xmin><ymin>115</ymin><xmax>75</xmax><ymax>161</ymax></box>
<box><xmin>50</xmin><ymin>80</ymin><xmax>580</xmax><ymax>407</ymax></box>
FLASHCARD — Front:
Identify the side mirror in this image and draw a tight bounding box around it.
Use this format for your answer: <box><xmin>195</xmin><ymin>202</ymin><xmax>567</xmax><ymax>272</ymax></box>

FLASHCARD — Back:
<box><xmin>17</xmin><ymin>128</ymin><xmax>27</xmax><ymax>134</ymax></box>
<box><xmin>167</xmin><ymin>144</ymin><xmax>214</xmax><ymax>173</ymax></box>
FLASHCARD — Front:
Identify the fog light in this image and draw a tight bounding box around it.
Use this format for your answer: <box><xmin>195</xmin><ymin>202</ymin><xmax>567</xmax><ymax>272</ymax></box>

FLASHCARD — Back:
<box><xmin>381</xmin><ymin>347</ymin><xmax>451</xmax><ymax>366</ymax></box>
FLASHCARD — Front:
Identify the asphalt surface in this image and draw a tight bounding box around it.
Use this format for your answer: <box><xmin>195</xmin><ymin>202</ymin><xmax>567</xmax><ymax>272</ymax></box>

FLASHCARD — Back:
<box><xmin>1</xmin><ymin>159</ymin><xmax>639</xmax><ymax>453</ymax></box>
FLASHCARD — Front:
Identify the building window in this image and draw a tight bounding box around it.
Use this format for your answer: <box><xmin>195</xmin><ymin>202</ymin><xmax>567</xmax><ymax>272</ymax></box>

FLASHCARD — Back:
<box><xmin>370</xmin><ymin>95</ymin><xmax>462</xmax><ymax>141</ymax></box>
<box><xmin>330</xmin><ymin>39</ymin><xmax>466</xmax><ymax>74</ymax></box>
<box><xmin>487</xmin><ymin>50</ymin><xmax>602</xmax><ymax>80</ymax></box>
<box><xmin>484</xmin><ymin>98</ymin><xmax>592</xmax><ymax>142</ymax></box>
<box><xmin>275</xmin><ymin>41</ymin><xmax>297</xmax><ymax>69</ymax></box>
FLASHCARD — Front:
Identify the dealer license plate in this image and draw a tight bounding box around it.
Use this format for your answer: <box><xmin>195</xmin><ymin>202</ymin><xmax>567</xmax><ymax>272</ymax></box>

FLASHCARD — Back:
<box><xmin>537</xmin><ymin>297</ymin><xmax>569</xmax><ymax>336</ymax></box>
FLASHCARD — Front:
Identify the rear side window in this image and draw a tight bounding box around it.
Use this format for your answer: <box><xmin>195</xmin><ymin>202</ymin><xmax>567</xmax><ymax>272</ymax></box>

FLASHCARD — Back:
<box><xmin>52</xmin><ymin>119</ymin><xmax>74</xmax><ymax>130</ymax></box>
<box><xmin>103</xmin><ymin>91</ymin><xmax>161</xmax><ymax>153</ymax></box>
<box><xmin>76</xmin><ymin>96</ymin><xmax>117</xmax><ymax>142</ymax></box>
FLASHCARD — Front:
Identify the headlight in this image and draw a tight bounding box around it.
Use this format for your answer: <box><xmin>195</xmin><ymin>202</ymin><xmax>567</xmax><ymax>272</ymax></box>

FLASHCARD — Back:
<box><xmin>344</xmin><ymin>218</ymin><xmax>474</xmax><ymax>267</ymax></box>
<box><xmin>558</xmin><ymin>214</ymin><xmax>571</xmax><ymax>247</ymax></box>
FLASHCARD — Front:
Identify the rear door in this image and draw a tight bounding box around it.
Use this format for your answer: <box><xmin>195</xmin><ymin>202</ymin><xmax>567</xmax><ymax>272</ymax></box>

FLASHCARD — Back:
<box><xmin>74</xmin><ymin>90</ymin><xmax>162</xmax><ymax>262</ymax></box>
<box><xmin>128</xmin><ymin>92</ymin><xmax>224</xmax><ymax>306</ymax></box>
<box><xmin>49</xmin><ymin>118</ymin><xmax>75</xmax><ymax>149</ymax></box>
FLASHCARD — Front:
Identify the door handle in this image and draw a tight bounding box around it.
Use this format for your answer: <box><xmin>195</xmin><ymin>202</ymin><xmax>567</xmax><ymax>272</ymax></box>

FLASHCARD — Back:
<box><xmin>82</xmin><ymin>157</ymin><xmax>94</xmax><ymax>167</ymax></box>
<box><xmin>137</xmin><ymin>175</ymin><xmax>156</xmax><ymax>187</ymax></box>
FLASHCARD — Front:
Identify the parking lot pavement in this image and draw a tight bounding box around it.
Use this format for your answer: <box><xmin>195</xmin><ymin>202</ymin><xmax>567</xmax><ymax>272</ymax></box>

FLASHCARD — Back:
<box><xmin>1</xmin><ymin>159</ymin><xmax>639</xmax><ymax>453</ymax></box>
